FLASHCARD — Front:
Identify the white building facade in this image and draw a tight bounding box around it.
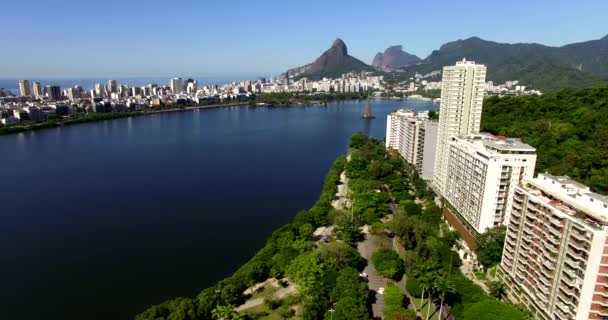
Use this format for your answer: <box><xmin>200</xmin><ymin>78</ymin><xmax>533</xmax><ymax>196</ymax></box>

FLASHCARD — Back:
<box><xmin>499</xmin><ymin>173</ymin><xmax>608</xmax><ymax>320</ymax></box>
<box><xmin>433</xmin><ymin>59</ymin><xmax>486</xmax><ymax>195</ymax></box>
<box><xmin>385</xmin><ymin>109</ymin><xmax>438</xmax><ymax>180</ymax></box>
<box><xmin>443</xmin><ymin>134</ymin><xmax>537</xmax><ymax>233</ymax></box>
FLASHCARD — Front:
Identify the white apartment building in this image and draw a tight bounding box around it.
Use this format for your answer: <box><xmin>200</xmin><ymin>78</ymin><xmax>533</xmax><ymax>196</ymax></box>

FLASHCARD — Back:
<box><xmin>499</xmin><ymin>173</ymin><xmax>608</xmax><ymax>320</ymax></box>
<box><xmin>433</xmin><ymin>59</ymin><xmax>486</xmax><ymax>195</ymax></box>
<box><xmin>385</xmin><ymin>109</ymin><xmax>438</xmax><ymax>180</ymax></box>
<box><xmin>444</xmin><ymin>133</ymin><xmax>536</xmax><ymax>233</ymax></box>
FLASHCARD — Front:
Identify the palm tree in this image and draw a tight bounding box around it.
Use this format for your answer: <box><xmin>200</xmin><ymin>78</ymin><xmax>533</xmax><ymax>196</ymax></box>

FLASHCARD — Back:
<box><xmin>211</xmin><ymin>305</ymin><xmax>243</xmax><ymax>320</ymax></box>
<box><xmin>413</xmin><ymin>262</ymin><xmax>440</xmax><ymax>317</ymax></box>
<box><xmin>433</xmin><ymin>277</ymin><xmax>456</xmax><ymax>320</ymax></box>
<box><xmin>489</xmin><ymin>280</ymin><xmax>507</xmax><ymax>301</ymax></box>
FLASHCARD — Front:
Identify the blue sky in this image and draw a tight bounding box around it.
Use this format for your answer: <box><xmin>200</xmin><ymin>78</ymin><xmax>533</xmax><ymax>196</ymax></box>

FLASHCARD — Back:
<box><xmin>2</xmin><ymin>0</ymin><xmax>607</xmax><ymax>78</ymax></box>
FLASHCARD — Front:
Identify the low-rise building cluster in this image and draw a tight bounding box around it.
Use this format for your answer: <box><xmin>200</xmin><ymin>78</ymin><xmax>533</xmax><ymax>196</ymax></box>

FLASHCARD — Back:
<box><xmin>0</xmin><ymin>73</ymin><xmax>383</xmax><ymax>126</ymax></box>
<box><xmin>387</xmin><ymin>73</ymin><xmax>541</xmax><ymax>98</ymax></box>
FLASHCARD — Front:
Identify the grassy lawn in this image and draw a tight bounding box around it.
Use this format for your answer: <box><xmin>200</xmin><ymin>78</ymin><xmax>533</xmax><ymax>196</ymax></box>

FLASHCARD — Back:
<box><xmin>249</xmin><ymin>284</ymin><xmax>279</xmax><ymax>300</ymax></box>
<box><xmin>242</xmin><ymin>303</ymin><xmax>299</xmax><ymax>320</ymax></box>
<box><xmin>409</xmin><ymin>296</ymin><xmax>439</xmax><ymax>320</ymax></box>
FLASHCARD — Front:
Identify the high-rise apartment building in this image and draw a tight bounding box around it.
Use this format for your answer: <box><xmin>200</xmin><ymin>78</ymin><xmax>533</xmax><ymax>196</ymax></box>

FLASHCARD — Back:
<box><xmin>385</xmin><ymin>109</ymin><xmax>438</xmax><ymax>180</ymax></box>
<box><xmin>94</xmin><ymin>83</ymin><xmax>106</xmax><ymax>97</ymax></box>
<box><xmin>433</xmin><ymin>59</ymin><xmax>486</xmax><ymax>195</ymax></box>
<box><xmin>107</xmin><ymin>80</ymin><xmax>118</xmax><ymax>93</ymax></box>
<box><xmin>32</xmin><ymin>82</ymin><xmax>42</xmax><ymax>97</ymax></box>
<box><xmin>499</xmin><ymin>173</ymin><xmax>608</xmax><ymax>320</ymax></box>
<box><xmin>170</xmin><ymin>78</ymin><xmax>183</xmax><ymax>94</ymax></box>
<box><xmin>45</xmin><ymin>85</ymin><xmax>62</xmax><ymax>101</ymax></box>
<box><xmin>19</xmin><ymin>80</ymin><xmax>31</xmax><ymax>97</ymax></box>
<box><xmin>443</xmin><ymin>134</ymin><xmax>536</xmax><ymax>233</ymax></box>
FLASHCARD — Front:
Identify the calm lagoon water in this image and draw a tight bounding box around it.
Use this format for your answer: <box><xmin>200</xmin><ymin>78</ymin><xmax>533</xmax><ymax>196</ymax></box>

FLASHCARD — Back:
<box><xmin>0</xmin><ymin>98</ymin><xmax>435</xmax><ymax>320</ymax></box>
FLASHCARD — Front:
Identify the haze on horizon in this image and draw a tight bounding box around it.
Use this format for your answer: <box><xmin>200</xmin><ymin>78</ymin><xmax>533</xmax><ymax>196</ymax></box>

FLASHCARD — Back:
<box><xmin>2</xmin><ymin>0</ymin><xmax>607</xmax><ymax>78</ymax></box>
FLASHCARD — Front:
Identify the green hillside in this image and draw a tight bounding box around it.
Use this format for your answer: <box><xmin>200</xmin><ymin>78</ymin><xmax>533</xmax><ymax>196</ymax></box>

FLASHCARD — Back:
<box><xmin>481</xmin><ymin>86</ymin><xmax>608</xmax><ymax>193</ymax></box>
<box><xmin>402</xmin><ymin>35</ymin><xmax>608</xmax><ymax>92</ymax></box>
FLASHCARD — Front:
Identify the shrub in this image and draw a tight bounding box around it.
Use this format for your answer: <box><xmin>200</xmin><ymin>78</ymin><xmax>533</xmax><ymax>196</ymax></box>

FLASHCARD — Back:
<box><xmin>405</xmin><ymin>278</ymin><xmax>423</xmax><ymax>298</ymax></box>
<box><xmin>371</xmin><ymin>248</ymin><xmax>405</xmax><ymax>280</ymax></box>
<box><xmin>369</xmin><ymin>222</ymin><xmax>385</xmax><ymax>235</ymax></box>
<box><xmin>463</xmin><ymin>299</ymin><xmax>526</xmax><ymax>320</ymax></box>
<box><xmin>385</xmin><ymin>307</ymin><xmax>417</xmax><ymax>320</ymax></box>
<box><xmin>384</xmin><ymin>284</ymin><xmax>405</xmax><ymax>307</ymax></box>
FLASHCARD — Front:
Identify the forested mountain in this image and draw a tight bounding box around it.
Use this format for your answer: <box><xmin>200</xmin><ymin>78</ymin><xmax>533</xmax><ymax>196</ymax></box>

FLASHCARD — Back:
<box><xmin>481</xmin><ymin>86</ymin><xmax>608</xmax><ymax>193</ymax></box>
<box><xmin>403</xmin><ymin>35</ymin><xmax>608</xmax><ymax>91</ymax></box>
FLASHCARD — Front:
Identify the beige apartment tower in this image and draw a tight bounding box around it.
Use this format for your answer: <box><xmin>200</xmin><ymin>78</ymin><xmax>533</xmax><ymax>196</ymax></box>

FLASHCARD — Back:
<box><xmin>32</xmin><ymin>82</ymin><xmax>42</xmax><ymax>97</ymax></box>
<box><xmin>432</xmin><ymin>59</ymin><xmax>486</xmax><ymax>195</ymax></box>
<box><xmin>499</xmin><ymin>173</ymin><xmax>608</xmax><ymax>320</ymax></box>
<box><xmin>19</xmin><ymin>80</ymin><xmax>31</xmax><ymax>97</ymax></box>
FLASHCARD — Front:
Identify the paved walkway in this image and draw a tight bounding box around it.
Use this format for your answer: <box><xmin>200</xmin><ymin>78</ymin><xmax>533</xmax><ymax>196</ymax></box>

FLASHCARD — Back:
<box><xmin>332</xmin><ymin>172</ymin><xmax>351</xmax><ymax>210</ymax></box>
<box><xmin>357</xmin><ymin>232</ymin><xmax>392</xmax><ymax>319</ymax></box>
<box><xmin>235</xmin><ymin>279</ymin><xmax>297</xmax><ymax>312</ymax></box>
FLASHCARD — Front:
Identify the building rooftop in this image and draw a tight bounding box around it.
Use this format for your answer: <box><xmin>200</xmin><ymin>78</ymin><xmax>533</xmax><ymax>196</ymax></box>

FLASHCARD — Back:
<box><xmin>389</xmin><ymin>108</ymin><xmax>429</xmax><ymax>119</ymax></box>
<box><xmin>454</xmin><ymin>133</ymin><xmax>536</xmax><ymax>153</ymax></box>
<box><xmin>524</xmin><ymin>173</ymin><xmax>608</xmax><ymax>227</ymax></box>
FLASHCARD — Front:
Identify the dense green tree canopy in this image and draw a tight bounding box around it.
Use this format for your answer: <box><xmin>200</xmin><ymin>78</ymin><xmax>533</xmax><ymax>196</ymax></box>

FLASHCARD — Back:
<box><xmin>371</xmin><ymin>248</ymin><xmax>405</xmax><ymax>280</ymax></box>
<box><xmin>481</xmin><ymin>87</ymin><xmax>608</xmax><ymax>193</ymax></box>
<box><xmin>463</xmin><ymin>299</ymin><xmax>526</xmax><ymax>320</ymax></box>
<box><xmin>474</xmin><ymin>226</ymin><xmax>507</xmax><ymax>268</ymax></box>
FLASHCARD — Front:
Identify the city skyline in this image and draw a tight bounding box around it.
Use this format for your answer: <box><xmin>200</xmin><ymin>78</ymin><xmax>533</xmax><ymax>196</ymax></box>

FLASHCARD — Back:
<box><xmin>2</xmin><ymin>0</ymin><xmax>607</xmax><ymax>77</ymax></box>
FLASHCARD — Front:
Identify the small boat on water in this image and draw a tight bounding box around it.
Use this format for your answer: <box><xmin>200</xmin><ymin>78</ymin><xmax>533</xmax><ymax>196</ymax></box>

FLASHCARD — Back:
<box><xmin>361</xmin><ymin>98</ymin><xmax>375</xmax><ymax>119</ymax></box>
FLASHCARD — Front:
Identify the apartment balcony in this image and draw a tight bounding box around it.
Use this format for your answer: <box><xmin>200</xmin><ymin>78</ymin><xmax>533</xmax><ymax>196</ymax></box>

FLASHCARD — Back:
<box><xmin>554</xmin><ymin>304</ymin><xmax>575</xmax><ymax>319</ymax></box>
<box><xmin>549</xmin><ymin>217</ymin><xmax>564</xmax><ymax>228</ymax></box>
<box><xmin>560</xmin><ymin>276</ymin><xmax>580</xmax><ymax>288</ymax></box>
<box><xmin>555</xmin><ymin>301</ymin><xmax>575</xmax><ymax>317</ymax></box>
<box><xmin>510</xmin><ymin>218</ymin><xmax>521</xmax><ymax>229</ymax></box>
<box><xmin>544</xmin><ymin>243</ymin><xmax>558</xmax><ymax>254</ymax></box>
<box><xmin>505</xmin><ymin>236</ymin><xmax>517</xmax><ymax>248</ymax></box>
<box><xmin>570</xmin><ymin>230</ymin><xmax>592</xmax><ymax>243</ymax></box>
<box><xmin>571</xmin><ymin>223</ymin><xmax>587</xmax><ymax>234</ymax></box>
<box><xmin>535</xmin><ymin>291</ymin><xmax>549</xmax><ymax>305</ymax></box>
<box><xmin>563</xmin><ymin>266</ymin><xmax>579</xmax><ymax>279</ymax></box>
<box><xmin>542</xmin><ymin>259</ymin><xmax>556</xmax><ymax>271</ymax></box>
<box><xmin>513</xmin><ymin>201</ymin><xmax>523</xmax><ymax>211</ymax></box>
<box><xmin>564</xmin><ymin>257</ymin><xmax>586</xmax><ymax>272</ymax></box>
<box><xmin>557</xmin><ymin>291</ymin><xmax>578</xmax><ymax>310</ymax></box>
<box><xmin>536</xmin><ymin>282</ymin><xmax>550</xmax><ymax>296</ymax></box>
<box><xmin>546</xmin><ymin>235</ymin><xmax>560</xmax><ymax>246</ymax></box>
<box><xmin>565</xmin><ymin>244</ymin><xmax>585</xmax><ymax>260</ymax></box>
<box><xmin>538</xmin><ymin>272</ymin><xmax>553</xmax><ymax>286</ymax></box>
<box><xmin>568</xmin><ymin>241</ymin><xmax>590</xmax><ymax>253</ymax></box>
<box><xmin>559</xmin><ymin>284</ymin><xmax>578</xmax><ymax>297</ymax></box>
<box><xmin>516</xmin><ymin>262</ymin><xmax>528</xmax><ymax>275</ymax></box>
<box><xmin>539</xmin><ymin>267</ymin><xmax>554</xmax><ymax>282</ymax></box>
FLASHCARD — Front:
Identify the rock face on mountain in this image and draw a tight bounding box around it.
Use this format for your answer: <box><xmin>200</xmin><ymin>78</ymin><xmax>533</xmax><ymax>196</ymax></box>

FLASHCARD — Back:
<box><xmin>404</xmin><ymin>34</ymin><xmax>608</xmax><ymax>91</ymax></box>
<box><xmin>287</xmin><ymin>38</ymin><xmax>375</xmax><ymax>80</ymax></box>
<box><xmin>372</xmin><ymin>45</ymin><xmax>421</xmax><ymax>71</ymax></box>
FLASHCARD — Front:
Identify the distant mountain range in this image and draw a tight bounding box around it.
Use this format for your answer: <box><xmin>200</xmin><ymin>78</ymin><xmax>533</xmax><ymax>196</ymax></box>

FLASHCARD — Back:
<box><xmin>372</xmin><ymin>45</ymin><xmax>421</xmax><ymax>71</ymax></box>
<box><xmin>285</xmin><ymin>35</ymin><xmax>608</xmax><ymax>91</ymax></box>
<box><xmin>403</xmin><ymin>35</ymin><xmax>608</xmax><ymax>91</ymax></box>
